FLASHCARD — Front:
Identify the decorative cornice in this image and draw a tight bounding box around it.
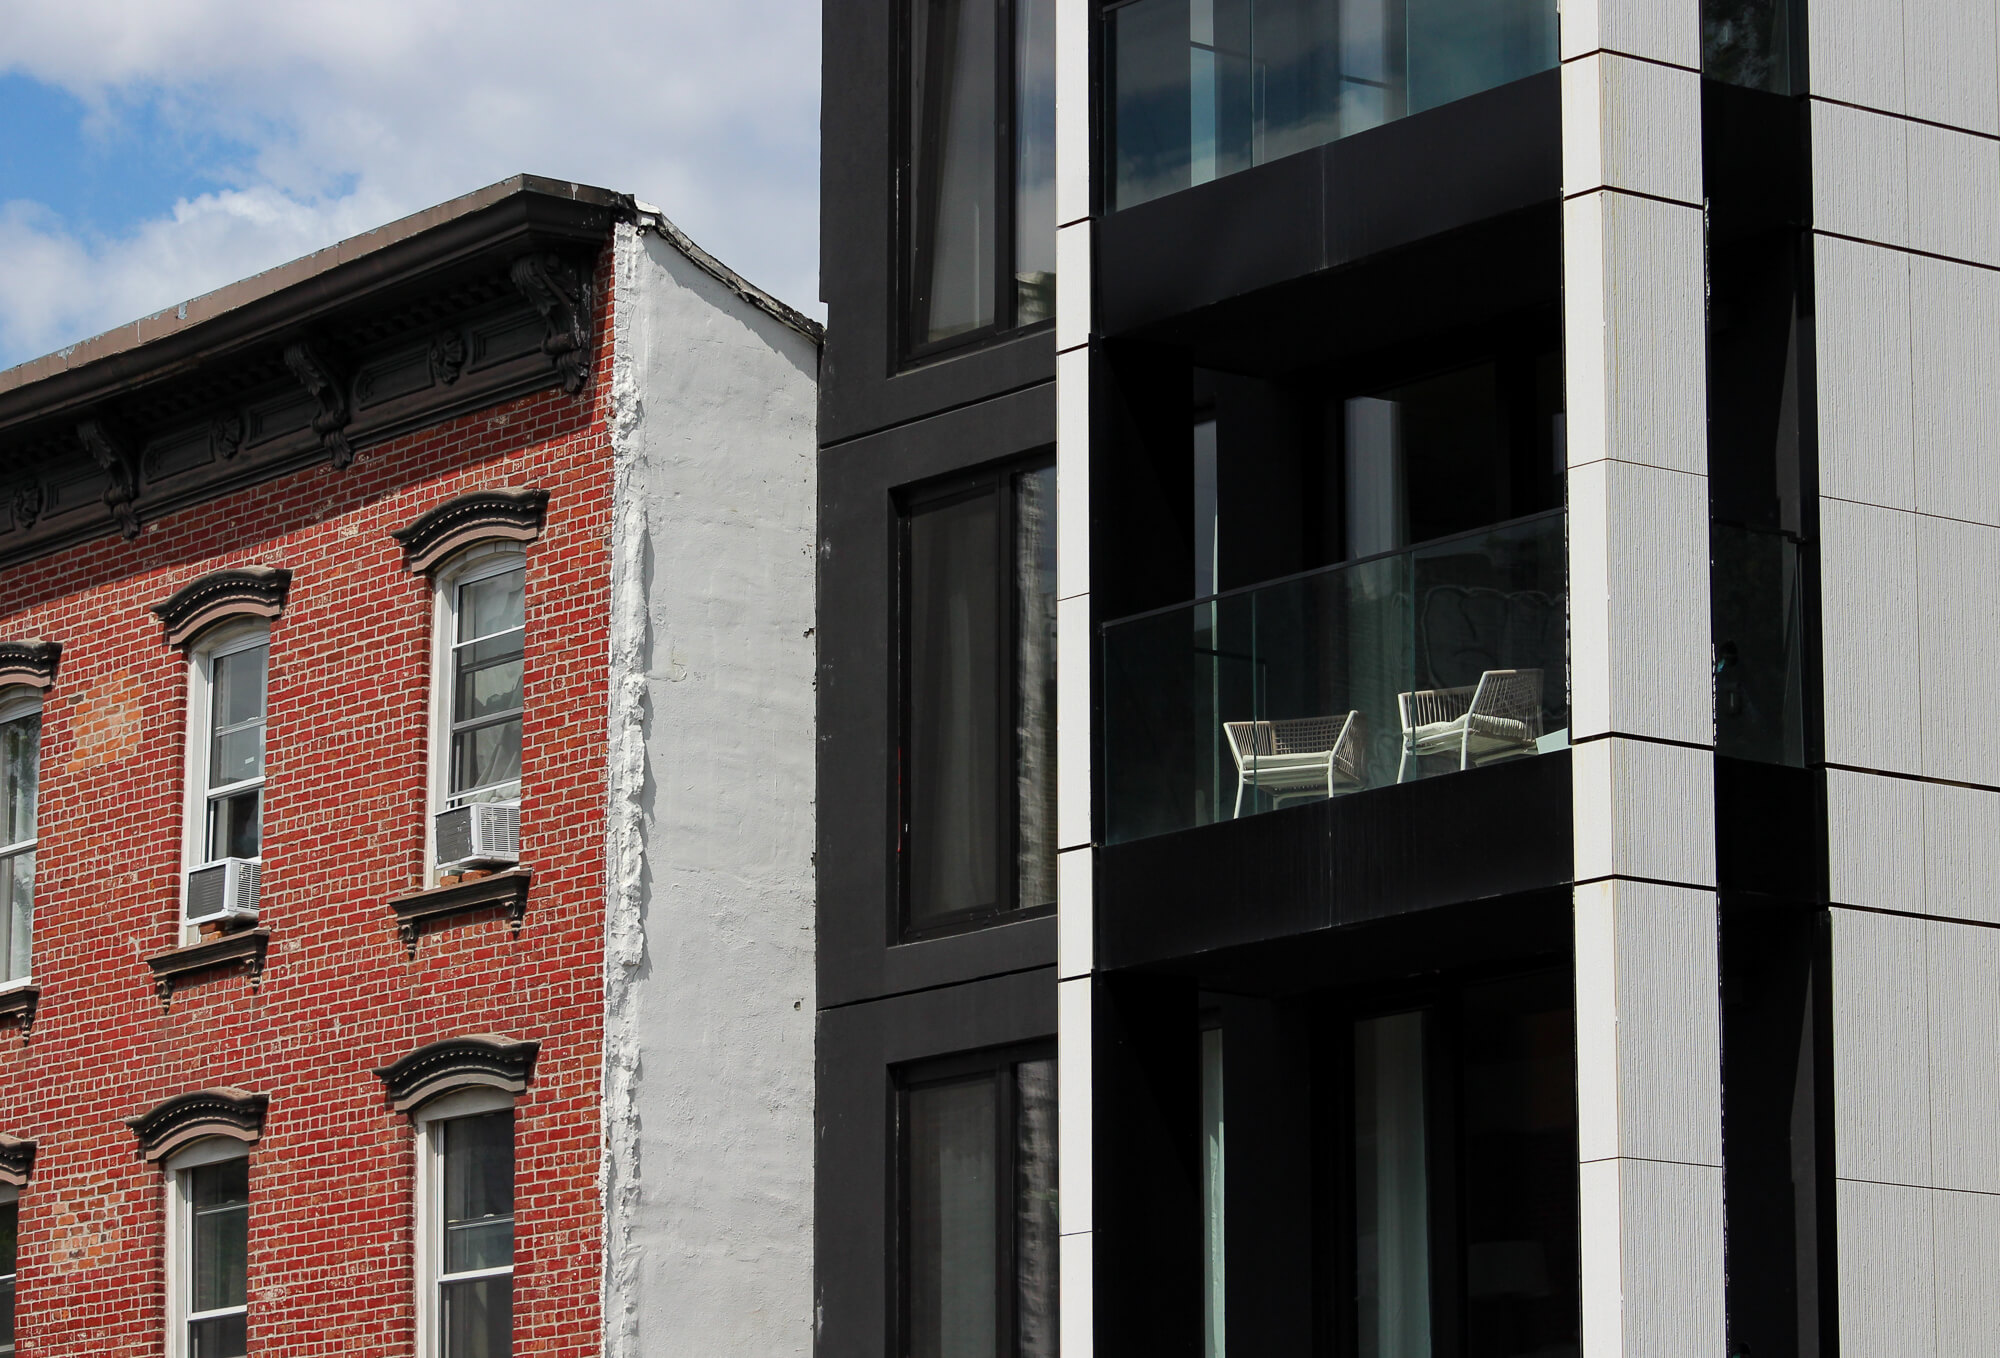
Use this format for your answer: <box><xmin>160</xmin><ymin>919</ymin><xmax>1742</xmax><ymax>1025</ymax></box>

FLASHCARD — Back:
<box><xmin>0</xmin><ymin>640</ymin><xmax>61</xmax><ymax>690</ymax></box>
<box><xmin>76</xmin><ymin>417</ymin><xmax>141</xmax><ymax>539</ymax></box>
<box><xmin>282</xmin><ymin>338</ymin><xmax>355</xmax><ymax>470</ymax></box>
<box><xmin>510</xmin><ymin>252</ymin><xmax>594</xmax><ymax>394</ymax></box>
<box><xmin>148</xmin><ymin>567</ymin><xmax>293</xmax><ymax>648</ymax></box>
<box><xmin>373</xmin><ymin>1034</ymin><xmax>540</xmax><ymax>1114</ymax></box>
<box><xmin>389</xmin><ymin>868</ymin><xmax>531</xmax><ymax>956</ymax></box>
<box><xmin>0</xmin><ymin>1134</ymin><xmax>35</xmax><ymax>1186</ymax></box>
<box><xmin>145</xmin><ymin>927</ymin><xmax>270</xmax><ymax>1008</ymax></box>
<box><xmin>391</xmin><ymin>488</ymin><xmax>548</xmax><ymax>574</ymax></box>
<box><xmin>0</xmin><ymin>983</ymin><xmax>38</xmax><ymax>1042</ymax></box>
<box><xmin>124</xmin><ymin>1087</ymin><xmax>268</xmax><ymax>1163</ymax></box>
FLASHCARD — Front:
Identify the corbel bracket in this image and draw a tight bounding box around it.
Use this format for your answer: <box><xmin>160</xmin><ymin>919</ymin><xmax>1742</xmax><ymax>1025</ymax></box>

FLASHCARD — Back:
<box><xmin>510</xmin><ymin>252</ymin><xmax>594</xmax><ymax>395</ymax></box>
<box><xmin>76</xmin><ymin>417</ymin><xmax>141</xmax><ymax>539</ymax></box>
<box><xmin>283</xmin><ymin>338</ymin><xmax>355</xmax><ymax>470</ymax></box>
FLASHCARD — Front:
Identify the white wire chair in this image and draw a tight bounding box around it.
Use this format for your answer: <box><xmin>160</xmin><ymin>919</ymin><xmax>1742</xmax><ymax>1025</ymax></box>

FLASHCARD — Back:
<box><xmin>1223</xmin><ymin>711</ymin><xmax>1368</xmax><ymax>818</ymax></box>
<box><xmin>1396</xmin><ymin>669</ymin><xmax>1543</xmax><ymax>782</ymax></box>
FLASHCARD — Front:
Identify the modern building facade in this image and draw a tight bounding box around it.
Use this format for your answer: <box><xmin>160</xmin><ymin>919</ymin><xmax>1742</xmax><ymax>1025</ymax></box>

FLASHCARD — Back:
<box><xmin>0</xmin><ymin>176</ymin><xmax>819</xmax><ymax>1358</ymax></box>
<box><xmin>817</xmin><ymin>1</ymin><xmax>2000</xmax><ymax>1355</ymax></box>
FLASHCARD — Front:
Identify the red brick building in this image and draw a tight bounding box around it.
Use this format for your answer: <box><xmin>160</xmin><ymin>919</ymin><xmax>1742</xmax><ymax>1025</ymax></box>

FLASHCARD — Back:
<box><xmin>0</xmin><ymin>178</ymin><xmax>820</xmax><ymax>1358</ymax></box>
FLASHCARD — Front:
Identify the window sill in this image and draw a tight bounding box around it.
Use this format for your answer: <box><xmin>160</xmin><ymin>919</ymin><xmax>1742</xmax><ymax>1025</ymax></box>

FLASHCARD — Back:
<box><xmin>389</xmin><ymin>868</ymin><xmax>532</xmax><ymax>957</ymax></box>
<box><xmin>0</xmin><ymin>981</ymin><xmax>38</xmax><ymax>1040</ymax></box>
<box><xmin>145</xmin><ymin>927</ymin><xmax>270</xmax><ymax>1009</ymax></box>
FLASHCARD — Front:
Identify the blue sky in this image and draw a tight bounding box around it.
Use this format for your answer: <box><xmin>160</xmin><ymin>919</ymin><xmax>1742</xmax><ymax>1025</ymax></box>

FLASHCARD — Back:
<box><xmin>0</xmin><ymin>0</ymin><xmax>822</xmax><ymax>370</ymax></box>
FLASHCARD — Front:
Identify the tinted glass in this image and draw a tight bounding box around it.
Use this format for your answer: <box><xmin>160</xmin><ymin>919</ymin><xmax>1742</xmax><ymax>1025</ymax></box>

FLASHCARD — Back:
<box><xmin>909</xmin><ymin>0</ymin><xmax>1000</xmax><ymax>343</ymax></box>
<box><xmin>189</xmin><ymin>1158</ymin><xmax>248</xmax><ymax>1315</ymax></box>
<box><xmin>1014</xmin><ymin>466</ymin><xmax>1058</xmax><ymax>912</ymax></box>
<box><xmin>0</xmin><ymin>714</ymin><xmax>38</xmax><ymax>847</ymax></box>
<box><xmin>458</xmin><ymin>568</ymin><xmax>525</xmax><ymax>644</ymax></box>
<box><xmin>443</xmin><ymin>1274</ymin><xmax>512</xmax><ymax>1358</ymax></box>
<box><xmin>1014</xmin><ymin>0</ymin><xmax>1057</xmax><ymax>325</ymax></box>
<box><xmin>1015</xmin><ymin>1060</ymin><xmax>1058</xmax><ymax>1358</ymax></box>
<box><xmin>907</xmin><ymin>1077</ymin><xmax>998</xmax><ymax>1358</ymax></box>
<box><xmin>190</xmin><ymin>1313</ymin><xmax>246</xmax><ymax>1358</ymax></box>
<box><xmin>1200</xmin><ymin>1029</ymin><xmax>1225</xmax><ymax>1358</ymax></box>
<box><xmin>1354</xmin><ymin>1011</ymin><xmax>1432</xmax><ymax>1358</ymax></box>
<box><xmin>444</xmin><ymin>1112</ymin><xmax>515</xmax><ymax>1274</ymax></box>
<box><xmin>1703</xmin><ymin>0</ymin><xmax>1792</xmax><ymax>91</ymax></box>
<box><xmin>907</xmin><ymin>491</ymin><xmax>1002</xmax><ymax>922</ymax></box>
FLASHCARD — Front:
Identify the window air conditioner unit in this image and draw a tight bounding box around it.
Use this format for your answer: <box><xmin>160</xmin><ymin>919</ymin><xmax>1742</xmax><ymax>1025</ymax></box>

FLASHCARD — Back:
<box><xmin>435</xmin><ymin>802</ymin><xmax>521</xmax><ymax>867</ymax></box>
<box><xmin>185</xmin><ymin>857</ymin><xmax>262</xmax><ymax>926</ymax></box>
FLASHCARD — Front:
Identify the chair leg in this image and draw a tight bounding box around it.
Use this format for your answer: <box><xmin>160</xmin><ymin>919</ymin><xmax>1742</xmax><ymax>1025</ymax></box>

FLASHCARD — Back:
<box><xmin>1460</xmin><ymin>728</ymin><xmax>1472</xmax><ymax>771</ymax></box>
<box><xmin>1233</xmin><ymin>777</ymin><xmax>1246</xmax><ymax>819</ymax></box>
<box><xmin>1398</xmin><ymin>744</ymin><xmax>1411</xmax><ymax>783</ymax></box>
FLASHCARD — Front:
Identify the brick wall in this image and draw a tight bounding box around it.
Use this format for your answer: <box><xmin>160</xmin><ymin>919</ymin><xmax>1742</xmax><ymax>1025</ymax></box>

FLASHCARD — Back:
<box><xmin>0</xmin><ymin>248</ymin><xmax>615</xmax><ymax>1357</ymax></box>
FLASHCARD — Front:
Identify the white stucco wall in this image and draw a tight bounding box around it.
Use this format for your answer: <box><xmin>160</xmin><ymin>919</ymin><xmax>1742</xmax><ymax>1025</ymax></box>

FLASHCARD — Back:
<box><xmin>601</xmin><ymin>221</ymin><xmax>819</xmax><ymax>1357</ymax></box>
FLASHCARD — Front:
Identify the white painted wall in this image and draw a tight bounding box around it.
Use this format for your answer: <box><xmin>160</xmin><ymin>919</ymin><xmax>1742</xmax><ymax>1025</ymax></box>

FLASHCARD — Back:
<box><xmin>1808</xmin><ymin>0</ymin><xmax>2000</xmax><ymax>1345</ymax></box>
<box><xmin>601</xmin><ymin>222</ymin><xmax>819</xmax><ymax>1357</ymax></box>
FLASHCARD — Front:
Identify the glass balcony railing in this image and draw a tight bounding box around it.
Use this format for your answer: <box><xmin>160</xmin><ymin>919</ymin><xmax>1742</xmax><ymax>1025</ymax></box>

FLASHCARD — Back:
<box><xmin>1107</xmin><ymin>0</ymin><xmax>1559</xmax><ymax>211</ymax></box>
<box><xmin>1101</xmin><ymin>510</ymin><xmax>1568</xmax><ymax>845</ymax></box>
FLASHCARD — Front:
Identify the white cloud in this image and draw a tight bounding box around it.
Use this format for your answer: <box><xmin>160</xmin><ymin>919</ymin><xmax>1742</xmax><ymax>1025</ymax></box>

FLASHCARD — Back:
<box><xmin>0</xmin><ymin>0</ymin><xmax>822</xmax><ymax>368</ymax></box>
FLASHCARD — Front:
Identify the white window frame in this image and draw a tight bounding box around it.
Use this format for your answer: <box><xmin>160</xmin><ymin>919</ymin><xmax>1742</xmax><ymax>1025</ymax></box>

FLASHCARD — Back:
<box><xmin>413</xmin><ymin>1087</ymin><xmax>516</xmax><ymax>1358</ymax></box>
<box><xmin>181</xmin><ymin>623</ymin><xmax>269</xmax><ymax>941</ymax></box>
<box><xmin>427</xmin><ymin>545</ymin><xmax>527</xmax><ymax>880</ymax></box>
<box><xmin>163</xmin><ymin>1138</ymin><xmax>249</xmax><ymax>1358</ymax></box>
<box><xmin>0</xmin><ymin>690</ymin><xmax>41</xmax><ymax>989</ymax></box>
<box><xmin>0</xmin><ymin>1182</ymin><xmax>18</xmax><ymax>1358</ymax></box>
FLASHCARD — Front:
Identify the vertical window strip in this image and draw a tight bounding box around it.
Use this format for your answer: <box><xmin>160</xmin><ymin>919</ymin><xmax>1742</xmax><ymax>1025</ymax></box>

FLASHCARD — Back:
<box><xmin>433</xmin><ymin>1110</ymin><xmax>515</xmax><ymax>1358</ymax></box>
<box><xmin>0</xmin><ymin>705</ymin><xmax>38</xmax><ymax>984</ymax></box>
<box><xmin>0</xmin><ymin>1197</ymin><xmax>16</xmax><ymax>1358</ymax></box>
<box><xmin>446</xmin><ymin>562</ymin><xmax>526</xmax><ymax>809</ymax></box>
<box><xmin>179</xmin><ymin>1157</ymin><xmax>248</xmax><ymax>1358</ymax></box>
<box><xmin>201</xmin><ymin>641</ymin><xmax>267</xmax><ymax>865</ymax></box>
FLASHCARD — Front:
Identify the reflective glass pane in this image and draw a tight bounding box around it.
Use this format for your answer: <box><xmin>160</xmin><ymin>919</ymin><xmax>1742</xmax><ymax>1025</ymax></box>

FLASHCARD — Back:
<box><xmin>1015</xmin><ymin>1059</ymin><xmax>1058</xmax><ymax>1358</ymax></box>
<box><xmin>907</xmin><ymin>490</ymin><xmax>1002</xmax><ymax>922</ymax></box>
<box><xmin>909</xmin><ymin>0</ymin><xmax>999</xmax><ymax>343</ymax></box>
<box><xmin>189</xmin><ymin>1159</ymin><xmax>248</xmax><ymax>1315</ymax></box>
<box><xmin>207</xmin><ymin>790</ymin><xmax>262</xmax><ymax>862</ymax></box>
<box><xmin>0</xmin><ymin>714</ymin><xmax>38</xmax><ymax>847</ymax></box>
<box><xmin>456</xmin><ymin>654</ymin><xmax>525</xmax><ymax>725</ymax></box>
<box><xmin>442</xmin><ymin>1274</ymin><xmax>512</xmax><ymax>1358</ymax></box>
<box><xmin>907</xmin><ymin>1078</ymin><xmax>998</xmax><ymax>1358</ymax></box>
<box><xmin>211</xmin><ymin>645</ymin><xmax>267</xmax><ymax>732</ymax></box>
<box><xmin>1014</xmin><ymin>466</ymin><xmax>1058</xmax><ymax>912</ymax></box>
<box><xmin>1201</xmin><ymin>1029</ymin><xmax>1225</xmax><ymax>1358</ymax></box>
<box><xmin>2</xmin><ymin>850</ymin><xmax>32</xmax><ymax>982</ymax></box>
<box><xmin>1703</xmin><ymin>0</ymin><xmax>1792</xmax><ymax>91</ymax></box>
<box><xmin>209</xmin><ymin>726</ymin><xmax>263</xmax><ymax>790</ymax></box>
<box><xmin>1355</xmin><ymin>1012</ymin><xmax>1431</xmax><ymax>1358</ymax></box>
<box><xmin>443</xmin><ymin>1112</ymin><xmax>514</xmax><ymax>1273</ymax></box>
<box><xmin>1014</xmin><ymin>0</ymin><xmax>1057</xmax><ymax>325</ymax></box>
<box><xmin>0</xmin><ymin>1200</ymin><xmax>13</xmax><ymax>1356</ymax></box>
<box><xmin>189</xmin><ymin>1312</ymin><xmax>246</xmax><ymax>1358</ymax></box>
<box><xmin>452</xmin><ymin>721</ymin><xmax>523</xmax><ymax>800</ymax></box>
<box><xmin>459</xmin><ymin>569</ymin><xmax>526</xmax><ymax>644</ymax></box>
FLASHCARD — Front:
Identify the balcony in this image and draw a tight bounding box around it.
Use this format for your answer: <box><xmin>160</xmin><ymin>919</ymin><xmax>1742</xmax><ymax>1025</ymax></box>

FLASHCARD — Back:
<box><xmin>1102</xmin><ymin>509</ymin><xmax>1567</xmax><ymax>846</ymax></box>
<box><xmin>1106</xmin><ymin>0</ymin><xmax>1559</xmax><ymax>212</ymax></box>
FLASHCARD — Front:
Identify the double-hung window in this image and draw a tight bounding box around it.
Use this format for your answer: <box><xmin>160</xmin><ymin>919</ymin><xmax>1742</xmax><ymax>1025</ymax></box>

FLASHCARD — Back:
<box><xmin>431</xmin><ymin>548</ymin><xmax>526</xmax><ymax>874</ymax></box>
<box><xmin>902</xmin><ymin>0</ymin><xmax>1057</xmax><ymax>352</ymax></box>
<box><xmin>898</xmin><ymin>1048</ymin><xmax>1057</xmax><ymax>1358</ymax></box>
<box><xmin>0</xmin><ymin>695</ymin><xmax>39</xmax><ymax>985</ymax></box>
<box><xmin>182</xmin><ymin>628</ymin><xmax>267</xmax><ymax>933</ymax></box>
<box><xmin>0</xmin><ymin>1188</ymin><xmax>16</xmax><ymax>1358</ymax></box>
<box><xmin>899</xmin><ymin>462</ymin><xmax>1057</xmax><ymax>936</ymax></box>
<box><xmin>417</xmin><ymin>1092</ymin><xmax>516</xmax><ymax>1358</ymax></box>
<box><xmin>167</xmin><ymin>1142</ymin><xmax>249</xmax><ymax>1358</ymax></box>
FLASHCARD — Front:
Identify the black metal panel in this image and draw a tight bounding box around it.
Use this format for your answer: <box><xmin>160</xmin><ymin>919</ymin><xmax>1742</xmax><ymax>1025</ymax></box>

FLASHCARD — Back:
<box><xmin>817</xmin><ymin>384</ymin><xmax>1060</xmax><ymax>1008</ymax></box>
<box><xmin>1098</xmin><ymin>751</ymin><xmax>1573</xmax><ymax>971</ymax></box>
<box><xmin>1715</xmin><ymin>757</ymin><xmax>1826</xmax><ymax>903</ymax></box>
<box><xmin>1097</xmin><ymin>70</ymin><xmax>1560</xmax><ymax>337</ymax></box>
<box><xmin>815</xmin><ymin>968</ymin><xmax>1058</xmax><ymax>1358</ymax></box>
<box><xmin>817</xmin><ymin>0</ymin><xmax>1056</xmax><ymax>446</ymax></box>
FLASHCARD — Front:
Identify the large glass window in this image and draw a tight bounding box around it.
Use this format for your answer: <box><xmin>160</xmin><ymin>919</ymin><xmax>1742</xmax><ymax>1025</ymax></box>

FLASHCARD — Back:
<box><xmin>1107</xmin><ymin>0</ymin><xmax>1558</xmax><ymax>210</ymax></box>
<box><xmin>172</xmin><ymin>1151</ymin><xmax>248</xmax><ymax>1358</ymax></box>
<box><xmin>195</xmin><ymin>633</ymin><xmax>267</xmax><ymax>865</ymax></box>
<box><xmin>0</xmin><ymin>697</ymin><xmax>39</xmax><ymax>985</ymax></box>
<box><xmin>900</xmin><ymin>1052</ymin><xmax>1057</xmax><ymax>1358</ymax></box>
<box><xmin>900</xmin><ymin>462</ymin><xmax>1057</xmax><ymax>935</ymax></box>
<box><xmin>904</xmin><ymin>0</ymin><xmax>1057</xmax><ymax>351</ymax></box>
<box><xmin>0</xmin><ymin>1194</ymin><xmax>16</xmax><ymax>1358</ymax></box>
<box><xmin>431</xmin><ymin>1110</ymin><xmax>515</xmax><ymax>1358</ymax></box>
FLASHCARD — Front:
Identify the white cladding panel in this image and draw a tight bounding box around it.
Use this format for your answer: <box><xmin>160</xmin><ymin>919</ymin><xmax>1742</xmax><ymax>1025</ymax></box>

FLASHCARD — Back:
<box><xmin>1559</xmin><ymin>54</ymin><xmax>1702</xmax><ymax>203</ymax></box>
<box><xmin>1905</xmin><ymin>122</ymin><xmax>2000</xmax><ymax>265</ymax></box>
<box><xmin>1572</xmin><ymin>739</ymin><xmax>1716</xmax><ymax>888</ymax></box>
<box><xmin>1925</xmin><ymin>920</ymin><xmax>2000</xmax><ymax>1193</ymax></box>
<box><xmin>1910</xmin><ymin>256</ymin><xmax>2000</xmax><ymax>524</ymax></box>
<box><xmin>1056</xmin><ymin>592</ymin><xmax>1093</xmax><ymax>851</ymax></box>
<box><xmin>1814</xmin><ymin>236</ymin><xmax>1914</xmax><ymax>512</ymax></box>
<box><xmin>1825</xmin><ymin>768</ymin><xmax>1925</xmax><ymax>911</ymax></box>
<box><xmin>1557</xmin><ymin>0</ymin><xmax>1701</xmax><ymax>68</ymax></box>
<box><xmin>1819</xmin><ymin>496</ymin><xmax>1923</xmax><ymax>776</ymax></box>
<box><xmin>1833</xmin><ymin>907</ymin><xmax>1934</xmax><ymax>1185</ymax></box>
<box><xmin>1811</xmin><ymin>102</ymin><xmax>1911</xmax><ymax>247</ymax></box>
<box><xmin>1922</xmin><ymin>782</ymin><xmax>2000</xmax><ymax>926</ymax></box>
<box><xmin>1809</xmin><ymin>0</ymin><xmax>1909</xmax><ymax>113</ymax></box>
<box><xmin>1903</xmin><ymin>0</ymin><xmax>2000</xmax><ymax>133</ymax></box>
<box><xmin>1933</xmin><ymin>1189</ymin><xmax>2000</xmax><ymax>1356</ymax></box>
<box><xmin>1836</xmin><ymin>1178</ymin><xmax>1937</xmax><ymax>1358</ymax></box>
<box><xmin>1058</xmin><ymin>976</ymin><xmax>1093</xmax><ymax>1236</ymax></box>
<box><xmin>1578</xmin><ymin>1157</ymin><xmax>1726</xmax><ymax>1358</ymax></box>
<box><xmin>1916</xmin><ymin>513</ymin><xmax>2000</xmax><ymax>784</ymax></box>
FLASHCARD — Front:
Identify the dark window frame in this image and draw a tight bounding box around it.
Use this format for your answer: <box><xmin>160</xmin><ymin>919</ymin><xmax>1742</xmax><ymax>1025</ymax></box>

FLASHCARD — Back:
<box><xmin>898</xmin><ymin>0</ymin><xmax>1055</xmax><ymax>363</ymax></box>
<box><xmin>892</xmin><ymin>1041</ymin><xmax>1058</xmax><ymax>1358</ymax></box>
<box><xmin>894</xmin><ymin>456</ymin><xmax>1058</xmax><ymax>944</ymax></box>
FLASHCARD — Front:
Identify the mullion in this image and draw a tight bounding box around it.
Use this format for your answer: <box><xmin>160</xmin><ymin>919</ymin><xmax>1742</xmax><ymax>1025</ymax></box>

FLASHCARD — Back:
<box><xmin>994</xmin><ymin>0</ymin><xmax>1018</xmax><ymax>333</ymax></box>
<box><xmin>995</xmin><ymin>1062</ymin><xmax>1019</xmax><ymax>1358</ymax></box>
<box><xmin>996</xmin><ymin>471</ymin><xmax>1020</xmax><ymax>918</ymax></box>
